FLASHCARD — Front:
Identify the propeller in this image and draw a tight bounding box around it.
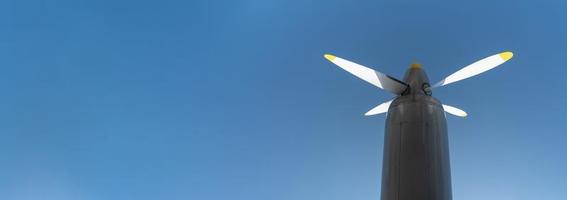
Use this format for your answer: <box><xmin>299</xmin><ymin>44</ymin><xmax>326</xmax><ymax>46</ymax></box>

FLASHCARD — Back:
<box><xmin>323</xmin><ymin>51</ymin><xmax>513</xmax><ymax>117</ymax></box>
<box><xmin>324</xmin><ymin>54</ymin><xmax>408</xmax><ymax>95</ymax></box>
<box><xmin>365</xmin><ymin>100</ymin><xmax>393</xmax><ymax>116</ymax></box>
<box><xmin>366</xmin><ymin>101</ymin><xmax>468</xmax><ymax>117</ymax></box>
<box><xmin>442</xmin><ymin>104</ymin><xmax>468</xmax><ymax>117</ymax></box>
<box><xmin>433</xmin><ymin>52</ymin><xmax>513</xmax><ymax>88</ymax></box>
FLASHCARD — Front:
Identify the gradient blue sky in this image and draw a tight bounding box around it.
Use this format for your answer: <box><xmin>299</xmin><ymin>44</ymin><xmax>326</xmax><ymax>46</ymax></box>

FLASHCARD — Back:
<box><xmin>0</xmin><ymin>0</ymin><xmax>566</xmax><ymax>199</ymax></box>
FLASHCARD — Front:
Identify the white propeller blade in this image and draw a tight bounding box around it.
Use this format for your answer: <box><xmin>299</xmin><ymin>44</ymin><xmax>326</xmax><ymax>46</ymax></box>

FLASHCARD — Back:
<box><xmin>324</xmin><ymin>54</ymin><xmax>408</xmax><ymax>94</ymax></box>
<box><xmin>365</xmin><ymin>100</ymin><xmax>393</xmax><ymax>116</ymax></box>
<box><xmin>433</xmin><ymin>51</ymin><xmax>513</xmax><ymax>87</ymax></box>
<box><xmin>442</xmin><ymin>104</ymin><xmax>467</xmax><ymax>117</ymax></box>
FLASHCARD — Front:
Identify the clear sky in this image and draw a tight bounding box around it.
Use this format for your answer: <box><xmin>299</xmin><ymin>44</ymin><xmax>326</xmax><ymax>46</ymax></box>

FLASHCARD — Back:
<box><xmin>0</xmin><ymin>0</ymin><xmax>565</xmax><ymax>200</ymax></box>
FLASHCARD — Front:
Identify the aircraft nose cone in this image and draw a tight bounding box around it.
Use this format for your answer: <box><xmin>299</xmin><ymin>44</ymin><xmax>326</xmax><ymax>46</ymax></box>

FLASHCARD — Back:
<box><xmin>403</xmin><ymin>63</ymin><xmax>431</xmax><ymax>95</ymax></box>
<box><xmin>410</xmin><ymin>62</ymin><xmax>422</xmax><ymax>69</ymax></box>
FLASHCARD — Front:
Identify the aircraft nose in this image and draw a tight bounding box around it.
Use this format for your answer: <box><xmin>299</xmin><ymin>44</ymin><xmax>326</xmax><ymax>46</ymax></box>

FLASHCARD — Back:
<box><xmin>410</xmin><ymin>62</ymin><xmax>422</xmax><ymax>69</ymax></box>
<box><xmin>403</xmin><ymin>62</ymin><xmax>431</xmax><ymax>95</ymax></box>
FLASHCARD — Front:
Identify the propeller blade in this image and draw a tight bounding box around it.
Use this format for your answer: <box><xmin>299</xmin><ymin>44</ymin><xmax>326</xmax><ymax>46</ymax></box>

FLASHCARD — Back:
<box><xmin>433</xmin><ymin>51</ymin><xmax>513</xmax><ymax>88</ymax></box>
<box><xmin>365</xmin><ymin>100</ymin><xmax>393</xmax><ymax>116</ymax></box>
<box><xmin>442</xmin><ymin>104</ymin><xmax>467</xmax><ymax>117</ymax></box>
<box><xmin>324</xmin><ymin>54</ymin><xmax>408</xmax><ymax>94</ymax></box>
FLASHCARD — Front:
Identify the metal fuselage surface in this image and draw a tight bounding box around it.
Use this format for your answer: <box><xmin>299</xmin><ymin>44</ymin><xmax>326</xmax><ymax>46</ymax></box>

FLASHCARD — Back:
<box><xmin>380</xmin><ymin>67</ymin><xmax>452</xmax><ymax>200</ymax></box>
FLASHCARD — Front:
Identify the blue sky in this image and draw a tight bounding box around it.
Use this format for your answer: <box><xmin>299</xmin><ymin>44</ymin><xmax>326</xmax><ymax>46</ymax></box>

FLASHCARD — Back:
<box><xmin>0</xmin><ymin>0</ymin><xmax>566</xmax><ymax>199</ymax></box>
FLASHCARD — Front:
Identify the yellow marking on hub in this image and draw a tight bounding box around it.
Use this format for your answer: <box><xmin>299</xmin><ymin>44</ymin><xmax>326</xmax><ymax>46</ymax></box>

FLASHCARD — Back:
<box><xmin>499</xmin><ymin>51</ymin><xmax>513</xmax><ymax>61</ymax></box>
<box><xmin>410</xmin><ymin>62</ymin><xmax>422</xmax><ymax>69</ymax></box>
<box><xmin>324</xmin><ymin>54</ymin><xmax>336</xmax><ymax>61</ymax></box>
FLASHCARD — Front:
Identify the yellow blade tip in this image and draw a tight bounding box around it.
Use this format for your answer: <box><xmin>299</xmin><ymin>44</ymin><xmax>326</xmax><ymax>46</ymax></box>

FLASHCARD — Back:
<box><xmin>324</xmin><ymin>54</ymin><xmax>336</xmax><ymax>61</ymax></box>
<box><xmin>499</xmin><ymin>51</ymin><xmax>513</xmax><ymax>61</ymax></box>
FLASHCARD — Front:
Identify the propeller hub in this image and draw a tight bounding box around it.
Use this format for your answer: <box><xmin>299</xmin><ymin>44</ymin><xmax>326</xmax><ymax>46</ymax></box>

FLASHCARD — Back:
<box><xmin>410</xmin><ymin>62</ymin><xmax>422</xmax><ymax>69</ymax></box>
<box><xmin>403</xmin><ymin>64</ymin><xmax>431</xmax><ymax>96</ymax></box>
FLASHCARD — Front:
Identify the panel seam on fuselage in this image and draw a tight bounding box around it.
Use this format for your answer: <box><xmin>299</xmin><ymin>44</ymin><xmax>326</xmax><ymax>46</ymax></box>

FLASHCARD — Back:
<box><xmin>397</xmin><ymin>122</ymin><xmax>402</xmax><ymax>200</ymax></box>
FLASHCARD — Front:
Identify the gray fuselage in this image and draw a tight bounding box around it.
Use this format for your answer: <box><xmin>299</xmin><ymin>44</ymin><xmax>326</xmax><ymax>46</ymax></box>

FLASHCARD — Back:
<box><xmin>380</xmin><ymin>66</ymin><xmax>452</xmax><ymax>200</ymax></box>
